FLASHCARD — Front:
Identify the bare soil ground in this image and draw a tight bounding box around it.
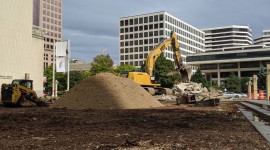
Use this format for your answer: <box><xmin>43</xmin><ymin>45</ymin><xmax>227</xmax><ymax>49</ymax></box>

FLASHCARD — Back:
<box><xmin>0</xmin><ymin>103</ymin><xmax>269</xmax><ymax>150</ymax></box>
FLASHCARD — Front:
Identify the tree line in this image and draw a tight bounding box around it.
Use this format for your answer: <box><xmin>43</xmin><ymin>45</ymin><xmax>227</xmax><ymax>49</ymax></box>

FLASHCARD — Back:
<box><xmin>44</xmin><ymin>53</ymin><xmax>267</xmax><ymax>95</ymax></box>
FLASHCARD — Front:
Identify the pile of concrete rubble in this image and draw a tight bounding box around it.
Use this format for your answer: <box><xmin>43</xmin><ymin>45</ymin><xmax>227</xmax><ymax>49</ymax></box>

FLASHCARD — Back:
<box><xmin>172</xmin><ymin>82</ymin><xmax>223</xmax><ymax>106</ymax></box>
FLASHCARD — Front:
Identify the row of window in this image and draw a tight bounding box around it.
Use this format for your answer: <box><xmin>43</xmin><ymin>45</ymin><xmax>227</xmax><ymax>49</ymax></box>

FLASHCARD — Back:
<box><xmin>205</xmin><ymin>28</ymin><xmax>250</xmax><ymax>34</ymax></box>
<box><xmin>205</xmin><ymin>32</ymin><xmax>251</xmax><ymax>38</ymax></box>
<box><xmin>42</xmin><ymin>16</ymin><xmax>61</xmax><ymax>25</ymax></box>
<box><xmin>120</xmin><ymin>38</ymin><xmax>164</xmax><ymax>47</ymax></box>
<box><xmin>42</xmin><ymin>21</ymin><xmax>61</xmax><ymax>32</ymax></box>
<box><xmin>121</xmin><ymin>37</ymin><xmax>204</xmax><ymax>52</ymax></box>
<box><xmin>206</xmin><ymin>36</ymin><xmax>251</xmax><ymax>42</ymax></box>
<box><xmin>206</xmin><ymin>41</ymin><xmax>251</xmax><ymax>46</ymax></box>
<box><xmin>43</xmin><ymin>10</ymin><xmax>61</xmax><ymax>19</ymax></box>
<box><xmin>187</xmin><ymin>51</ymin><xmax>270</xmax><ymax>62</ymax></box>
<box><xmin>120</xmin><ymin>46</ymin><xmax>190</xmax><ymax>57</ymax></box>
<box><xmin>120</xmin><ymin>14</ymin><xmax>164</xmax><ymax>26</ymax></box>
<box><xmin>43</xmin><ymin>3</ymin><xmax>62</xmax><ymax>13</ymax></box>
<box><xmin>43</xmin><ymin>0</ymin><xmax>62</xmax><ymax>8</ymax></box>
<box><xmin>205</xmin><ymin>71</ymin><xmax>259</xmax><ymax>79</ymax></box>
<box><xmin>120</xmin><ymin>30</ymin><xmax>164</xmax><ymax>40</ymax></box>
<box><xmin>42</xmin><ymin>28</ymin><xmax>62</xmax><ymax>38</ymax></box>
<box><xmin>120</xmin><ymin>51</ymin><xmax>177</xmax><ymax>61</ymax></box>
<box><xmin>120</xmin><ymin>61</ymin><xmax>144</xmax><ymax>67</ymax></box>
<box><xmin>120</xmin><ymin>23</ymin><xmax>163</xmax><ymax>33</ymax></box>
<box><xmin>254</xmin><ymin>41</ymin><xmax>270</xmax><ymax>45</ymax></box>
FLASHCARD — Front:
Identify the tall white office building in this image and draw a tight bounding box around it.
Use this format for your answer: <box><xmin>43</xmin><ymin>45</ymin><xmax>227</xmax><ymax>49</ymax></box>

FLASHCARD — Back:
<box><xmin>254</xmin><ymin>30</ymin><xmax>270</xmax><ymax>46</ymax></box>
<box><xmin>202</xmin><ymin>25</ymin><xmax>252</xmax><ymax>51</ymax></box>
<box><xmin>119</xmin><ymin>11</ymin><xmax>205</xmax><ymax>67</ymax></box>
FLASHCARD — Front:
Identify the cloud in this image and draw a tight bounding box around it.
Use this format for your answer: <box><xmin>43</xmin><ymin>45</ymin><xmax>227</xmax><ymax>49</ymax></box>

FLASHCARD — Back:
<box><xmin>63</xmin><ymin>0</ymin><xmax>270</xmax><ymax>64</ymax></box>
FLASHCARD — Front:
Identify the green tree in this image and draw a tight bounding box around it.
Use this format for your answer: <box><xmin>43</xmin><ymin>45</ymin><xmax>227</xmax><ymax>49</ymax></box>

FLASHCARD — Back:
<box><xmin>90</xmin><ymin>54</ymin><xmax>113</xmax><ymax>75</ymax></box>
<box><xmin>43</xmin><ymin>66</ymin><xmax>65</xmax><ymax>94</ymax></box>
<box><xmin>226</xmin><ymin>73</ymin><xmax>241</xmax><ymax>93</ymax></box>
<box><xmin>190</xmin><ymin>68</ymin><xmax>210</xmax><ymax>89</ymax></box>
<box><xmin>114</xmin><ymin>64</ymin><xmax>137</xmax><ymax>75</ymax></box>
<box><xmin>240</xmin><ymin>77</ymin><xmax>250</xmax><ymax>93</ymax></box>
<box><xmin>155</xmin><ymin>55</ymin><xmax>180</xmax><ymax>88</ymax></box>
<box><xmin>258</xmin><ymin>65</ymin><xmax>266</xmax><ymax>90</ymax></box>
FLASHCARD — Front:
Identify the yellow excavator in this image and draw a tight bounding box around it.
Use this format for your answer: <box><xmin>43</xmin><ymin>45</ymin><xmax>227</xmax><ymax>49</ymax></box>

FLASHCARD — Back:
<box><xmin>1</xmin><ymin>79</ymin><xmax>47</xmax><ymax>107</ymax></box>
<box><xmin>121</xmin><ymin>31</ymin><xmax>190</xmax><ymax>95</ymax></box>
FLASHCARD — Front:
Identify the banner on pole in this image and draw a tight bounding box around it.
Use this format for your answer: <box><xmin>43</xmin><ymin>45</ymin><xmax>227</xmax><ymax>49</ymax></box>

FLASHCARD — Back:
<box><xmin>56</xmin><ymin>57</ymin><xmax>68</xmax><ymax>72</ymax></box>
<box><xmin>55</xmin><ymin>41</ymin><xmax>68</xmax><ymax>56</ymax></box>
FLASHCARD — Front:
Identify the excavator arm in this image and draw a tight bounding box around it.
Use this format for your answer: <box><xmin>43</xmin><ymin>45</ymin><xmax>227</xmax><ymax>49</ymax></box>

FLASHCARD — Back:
<box><xmin>145</xmin><ymin>31</ymin><xmax>189</xmax><ymax>81</ymax></box>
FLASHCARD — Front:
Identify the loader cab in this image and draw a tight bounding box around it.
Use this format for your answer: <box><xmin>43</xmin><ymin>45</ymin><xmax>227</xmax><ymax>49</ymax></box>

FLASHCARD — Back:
<box><xmin>12</xmin><ymin>79</ymin><xmax>33</xmax><ymax>90</ymax></box>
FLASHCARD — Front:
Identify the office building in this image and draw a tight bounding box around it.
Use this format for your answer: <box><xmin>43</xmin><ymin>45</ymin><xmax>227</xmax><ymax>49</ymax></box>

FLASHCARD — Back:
<box><xmin>254</xmin><ymin>30</ymin><xmax>270</xmax><ymax>46</ymax></box>
<box><xmin>0</xmin><ymin>1</ymin><xmax>44</xmax><ymax>96</ymax></box>
<box><xmin>33</xmin><ymin>0</ymin><xmax>63</xmax><ymax>69</ymax></box>
<box><xmin>186</xmin><ymin>45</ymin><xmax>270</xmax><ymax>87</ymax></box>
<box><xmin>202</xmin><ymin>25</ymin><xmax>252</xmax><ymax>51</ymax></box>
<box><xmin>119</xmin><ymin>11</ymin><xmax>205</xmax><ymax>67</ymax></box>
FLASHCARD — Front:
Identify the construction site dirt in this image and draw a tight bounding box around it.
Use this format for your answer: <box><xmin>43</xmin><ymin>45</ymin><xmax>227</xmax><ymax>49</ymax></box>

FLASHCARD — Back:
<box><xmin>0</xmin><ymin>103</ymin><xmax>269</xmax><ymax>150</ymax></box>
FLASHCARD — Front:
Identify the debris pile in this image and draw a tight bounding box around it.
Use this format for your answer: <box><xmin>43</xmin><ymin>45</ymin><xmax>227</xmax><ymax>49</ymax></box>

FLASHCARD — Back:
<box><xmin>155</xmin><ymin>94</ymin><xmax>176</xmax><ymax>101</ymax></box>
<box><xmin>51</xmin><ymin>73</ymin><xmax>163</xmax><ymax>110</ymax></box>
<box><xmin>173</xmin><ymin>82</ymin><xmax>222</xmax><ymax>106</ymax></box>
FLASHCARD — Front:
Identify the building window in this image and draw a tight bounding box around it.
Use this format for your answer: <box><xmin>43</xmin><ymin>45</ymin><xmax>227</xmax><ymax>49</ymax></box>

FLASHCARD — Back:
<box><xmin>139</xmin><ymin>17</ymin><xmax>143</xmax><ymax>24</ymax></box>
<box><xmin>154</xmin><ymin>24</ymin><xmax>158</xmax><ymax>29</ymax></box>
<box><xmin>120</xmin><ymin>49</ymin><xmax>124</xmax><ymax>53</ymax></box>
<box><xmin>134</xmin><ymin>33</ymin><xmax>138</xmax><ymax>38</ymax></box>
<box><xmin>120</xmin><ymin>20</ymin><xmax>124</xmax><ymax>26</ymax></box>
<box><xmin>139</xmin><ymin>26</ymin><xmax>143</xmax><ymax>31</ymax></box>
<box><xmin>144</xmin><ymin>17</ymin><xmax>148</xmax><ymax>23</ymax></box>
<box><xmin>144</xmin><ymin>32</ymin><xmax>148</xmax><ymax>37</ymax></box>
<box><xmin>134</xmin><ymin>18</ymin><xmax>138</xmax><ymax>24</ymax></box>
<box><xmin>149</xmin><ymin>16</ymin><xmax>153</xmax><ymax>22</ymax></box>
<box><xmin>159</xmin><ymin>14</ymin><xmax>164</xmax><ymax>21</ymax></box>
<box><xmin>154</xmin><ymin>15</ymin><xmax>158</xmax><ymax>21</ymax></box>
<box><xmin>130</xmin><ymin>19</ymin><xmax>133</xmax><ymax>25</ymax></box>
<box><xmin>144</xmin><ymin>25</ymin><xmax>148</xmax><ymax>30</ymax></box>
<box><xmin>120</xmin><ymin>55</ymin><xmax>124</xmax><ymax>60</ymax></box>
<box><xmin>139</xmin><ymin>47</ymin><xmax>143</xmax><ymax>52</ymax></box>
<box><xmin>149</xmin><ymin>24</ymin><xmax>153</xmax><ymax>30</ymax></box>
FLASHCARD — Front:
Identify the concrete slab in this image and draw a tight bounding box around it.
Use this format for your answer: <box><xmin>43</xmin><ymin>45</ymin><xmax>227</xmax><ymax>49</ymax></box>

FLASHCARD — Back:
<box><xmin>238</xmin><ymin>105</ymin><xmax>270</xmax><ymax>143</ymax></box>
<box><xmin>241</xmin><ymin>102</ymin><xmax>270</xmax><ymax>120</ymax></box>
<box><xmin>246</xmin><ymin>100</ymin><xmax>270</xmax><ymax>106</ymax></box>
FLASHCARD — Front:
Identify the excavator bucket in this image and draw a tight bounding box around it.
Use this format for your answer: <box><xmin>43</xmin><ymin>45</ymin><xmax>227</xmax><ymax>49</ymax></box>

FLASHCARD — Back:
<box><xmin>177</xmin><ymin>66</ymin><xmax>192</xmax><ymax>82</ymax></box>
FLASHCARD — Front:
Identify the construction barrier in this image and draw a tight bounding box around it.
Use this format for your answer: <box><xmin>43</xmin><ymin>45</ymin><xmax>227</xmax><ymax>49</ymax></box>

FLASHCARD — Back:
<box><xmin>258</xmin><ymin>90</ymin><xmax>265</xmax><ymax>100</ymax></box>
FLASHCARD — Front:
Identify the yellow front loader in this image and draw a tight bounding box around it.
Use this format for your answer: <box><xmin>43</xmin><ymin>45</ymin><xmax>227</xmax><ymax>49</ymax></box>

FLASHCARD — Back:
<box><xmin>1</xmin><ymin>79</ymin><xmax>47</xmax><ymax>107</ymax></box>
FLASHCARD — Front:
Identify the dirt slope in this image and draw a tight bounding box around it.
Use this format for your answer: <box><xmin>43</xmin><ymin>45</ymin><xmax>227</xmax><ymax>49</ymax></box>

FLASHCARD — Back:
<box><xmin>51</xmin><ymin>73</ymin><xmax>163</xmax><ymax>109</ymax></box>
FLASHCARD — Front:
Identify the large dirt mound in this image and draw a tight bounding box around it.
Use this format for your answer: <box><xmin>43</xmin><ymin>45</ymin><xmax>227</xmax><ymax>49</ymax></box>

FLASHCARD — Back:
<box><xmin>51</xmin><ymin>73</ymin><xmax>163</xmax><ymax>109</ymax></box>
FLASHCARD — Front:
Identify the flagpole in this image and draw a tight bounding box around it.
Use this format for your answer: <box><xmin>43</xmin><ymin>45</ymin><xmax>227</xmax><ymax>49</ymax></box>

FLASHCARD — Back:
<box><xmin>67</xmin><ymin>39</ymin><xmax>70</xmax><ymax>91</ymax></box>
<box><xmin>52</xmin><ymin>41</ymin><xmax>56</xmax><ymax>97</ymax></box>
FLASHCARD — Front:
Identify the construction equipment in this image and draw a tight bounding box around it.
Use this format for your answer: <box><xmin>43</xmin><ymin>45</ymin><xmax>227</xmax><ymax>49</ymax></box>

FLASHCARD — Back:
<box><xmin>1</xmin><ymin>79</ymin><xmax>47</xmax><ymax>107</ymax></box>
<box><xmin>121</xmin><ymin>31</ymin><xmax>190</xmax><ymax>95</ymax></box>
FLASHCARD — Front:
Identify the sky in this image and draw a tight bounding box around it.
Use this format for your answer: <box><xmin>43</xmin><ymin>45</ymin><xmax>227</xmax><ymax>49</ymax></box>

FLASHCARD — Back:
<box><xmin>62</xmin><ymin>0</ymin><xmax>270</xmax><ymax>64</ymax></box>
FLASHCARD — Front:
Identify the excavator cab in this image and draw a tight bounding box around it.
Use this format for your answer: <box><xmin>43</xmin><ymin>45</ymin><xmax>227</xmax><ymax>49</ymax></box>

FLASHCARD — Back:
<box><xmin>12</xmin><ymin>79</ymin><xmax>33</xmax><ymax>90</ymax></box>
